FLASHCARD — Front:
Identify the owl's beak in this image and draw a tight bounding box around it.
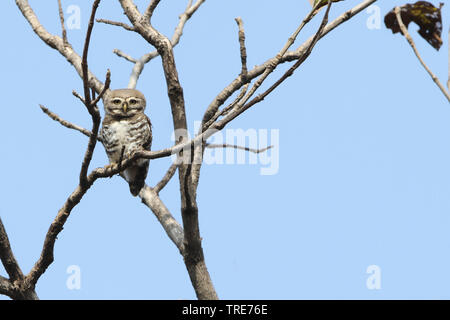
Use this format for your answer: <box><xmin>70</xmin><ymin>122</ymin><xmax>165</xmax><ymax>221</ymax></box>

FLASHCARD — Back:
<box><xmin>122</xmin><ymin>101</ymin><xmax>128</xmax><ymax>113</ymax></box>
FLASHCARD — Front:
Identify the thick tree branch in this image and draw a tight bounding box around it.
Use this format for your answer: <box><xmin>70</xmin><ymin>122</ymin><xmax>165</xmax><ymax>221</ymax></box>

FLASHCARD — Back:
<box><xmin>144</xmin><ymin>0</ymin><xmax>162</xmax><ymax>22</ymax></box>
<box><xmin>0</xmin><ymin>218</ymin><xmax>23</xmax><ymax>282</ymax></box>
<box><xmin>140</xmin><ymin>186</ymin><xmax>185</xmax><ymax>252</ymax></box>
<box><xmin>0</xmin><ymin>218</ymin><xmax>38</xmax><ymax>299</ymax></box>
<box><xmin>0</xmin><ymin>275</ymin><xmax>12</xmax><ymax>297</ymax></box>
<box><xmin>394</xmin><ymin>7</ymin><xmax>450</xmax><ymax>103</ymax></box>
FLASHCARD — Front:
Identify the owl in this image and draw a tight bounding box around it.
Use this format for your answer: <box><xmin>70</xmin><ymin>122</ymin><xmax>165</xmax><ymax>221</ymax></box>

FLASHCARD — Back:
<box><xmin>100</xmin><ymin>89</ymin><xmax>152</xmax><ymax>196</ymax></box>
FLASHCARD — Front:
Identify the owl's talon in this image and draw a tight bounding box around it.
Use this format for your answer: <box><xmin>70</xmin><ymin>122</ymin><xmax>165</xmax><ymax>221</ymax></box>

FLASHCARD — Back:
<box><xmin>104</xmin><ymin>163</ymin><xmax>116</xmax><ymax>174</ymax></box>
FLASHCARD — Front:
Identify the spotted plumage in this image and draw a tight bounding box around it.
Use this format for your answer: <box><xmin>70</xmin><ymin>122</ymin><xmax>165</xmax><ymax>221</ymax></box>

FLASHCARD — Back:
<box><xmin>101</xmin><ymin>89</ymin><xmax>152</xmax><ymax>196</ymax></box>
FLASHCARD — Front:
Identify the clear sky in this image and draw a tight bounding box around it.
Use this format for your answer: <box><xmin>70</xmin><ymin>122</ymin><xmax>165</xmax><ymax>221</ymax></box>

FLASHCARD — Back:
<box><xmin>1</xmin><ymin>0</ymin><xmax>449</xmax><ymax>299</ymax></box>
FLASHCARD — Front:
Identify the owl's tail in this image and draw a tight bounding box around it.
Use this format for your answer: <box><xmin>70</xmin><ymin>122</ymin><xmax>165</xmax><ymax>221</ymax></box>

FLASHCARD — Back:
<box><xmin>124</xmin><ymin>161</ymin><xmax>149</xmax><ymax>197</ymax></box>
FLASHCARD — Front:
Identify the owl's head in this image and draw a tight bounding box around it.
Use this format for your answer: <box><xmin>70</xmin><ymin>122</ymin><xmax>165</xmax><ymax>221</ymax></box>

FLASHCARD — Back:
<box><xmin>103</xmin><ymin>88</ymin><xmax>146</xmax><ymax>118</ymax></box>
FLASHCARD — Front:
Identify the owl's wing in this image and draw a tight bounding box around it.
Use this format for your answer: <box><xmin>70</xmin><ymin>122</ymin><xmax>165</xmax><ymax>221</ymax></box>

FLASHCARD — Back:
<box><xmin>99</xmin><ymin>116</ymin><xmax>119</xmax><ymax>159</ymax></box>
<box><xmin>143</xmin><ymin>114</ymin><xmax>152</xmax><ymax>151</ymax></box>
<box><xmin>127</xmin><ymin>114</ymin><xmax>152</xmax><ymax>196</ymax></box>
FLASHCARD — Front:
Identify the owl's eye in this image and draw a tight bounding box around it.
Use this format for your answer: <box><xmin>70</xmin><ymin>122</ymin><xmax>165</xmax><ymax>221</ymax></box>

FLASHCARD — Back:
<box><xmin>129</xmin><ymin>99</ymin><xmax>138</xmax><ymax>105</ymax></box>
<box><xmin>112</xmin><ymin>99</ymin><xmax>121</xmax><ymax>105</ymax></box>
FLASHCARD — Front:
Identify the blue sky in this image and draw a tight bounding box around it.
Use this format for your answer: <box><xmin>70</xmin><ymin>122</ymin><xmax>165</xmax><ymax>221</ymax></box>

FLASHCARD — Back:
<box><xmin>1</xmin><ymin>0</ymin><xmax>449</xmax><ymax>299</ymax></box>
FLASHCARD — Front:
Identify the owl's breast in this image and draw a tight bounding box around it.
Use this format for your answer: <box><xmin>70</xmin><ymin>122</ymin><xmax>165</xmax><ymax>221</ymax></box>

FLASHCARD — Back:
<box><xmin>108</xmin><ymin>120</ymin><xmax>130</xmax><ymax>145</ymax></box>
<box><xmin>101</xmin><ymin>116</ymin><xmax>151</xmax><ymax>164</ymax></box>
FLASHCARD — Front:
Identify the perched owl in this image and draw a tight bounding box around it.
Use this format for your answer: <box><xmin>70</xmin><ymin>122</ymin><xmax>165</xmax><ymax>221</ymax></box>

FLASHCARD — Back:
<box><xmin>100</xmin><ymin>89</ymin><xmax>152</xmax><ymax>196</ymax></box>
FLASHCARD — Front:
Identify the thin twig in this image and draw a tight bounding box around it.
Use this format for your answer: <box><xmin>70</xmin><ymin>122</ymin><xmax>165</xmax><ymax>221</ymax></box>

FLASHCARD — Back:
<box><xmin>72</xmin><ymin>90</ymin><xmax>85</xmax><ymax>104</ymax></box>
<box><xmin>91</xmin><ymin>69</ymin><xmax>111</xmax><ymax>106</ymax></box>
<box><xmin>394</xmin><ymin>7</ymin><xmax>450</xmax><ymax>103</ymax></box>
<box><xmin>153</xmin><ymin>162</ymin><xmax>179</xmax><ymax>194</ymax></box>
<box><xmin>113</xmin><ymin>49</ymin><xmax>137</xmax><ymax>63</ymax></box>
<box><xmin>235</xmin><ymin>17</ymin><xmax>248</xmax><ymax>79</ymax></box>
<box><xmin>57</xmin><ymin>0</ymin><xmax>68</xmax><ymax>45</ymax></box>
<box><xmin>96</xmin><ymin>18</ymin><xmax>135</xmax><ymax>31</ymax></box>
<box><xmin>206</xmin><ymin>143</ymin><xmax>273</xmax><ymax>154</ymax></box>
<box><xmin>39</xmin><ymin>105</ymin><xmax>103</xmax><ymax>142</ymax></box>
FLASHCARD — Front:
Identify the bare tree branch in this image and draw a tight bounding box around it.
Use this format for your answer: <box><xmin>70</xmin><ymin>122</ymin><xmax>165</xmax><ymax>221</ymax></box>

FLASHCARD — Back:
<box><xmin>140</xmin><ymin>186</ymin><xmax>185</xmax><ymax>252</ymax></box>
<box><xmin>0</xmin><ymin>218</ymin><xmax>24</xmax><ymax>282</ymax></box>
<box><xmin>172</xmin><ymin>0</ymin><xmax>204</xmax><ymax>48</ymax></box>
<box><xmin>205</xmin><ymin>143</ymin><xmax>273</xmax><ymax>154</ymax></box>
<box><xmin>235</xmin><ymin>17</ymin><xmax>248</xmax><ymax>79</ymax></box>
<box><xmin>57</xmin><ymin>0</ymin><xmax>68</xmax><ymax>46</ymax></box>
<box><xmin>201</xmin><ymin>0</ymin><xmax>378</xmax><ymax>129</ymax></box>
<box><xmin>107</xmin><ymin>0</ymin><xmax>205</xmax><ymax>89</ymax></box>
<box><xmin>0</xmin><ymin>275</ymin><xmax>12</xmax><ymax>297</ymax></box>
<box><xmin>191</xmin><ymin>1</ymin><xmax>335</xmax><ymax>193</ymax></box>
<box><xmin>79</xmin><ymin>0</ymin><xmax>107</xmax><ymax>188</ymax></box>
<box><xmin>236</xmin><ymin>1</ymin><xmax>332</xmax><ymax>119</ymax></box>
<box><xmin>72</xmin><ymin>90</ymin><xmax>86</xmax><ymax>104</ymax></box>
<box><xmin>96</xmin><ymin>18</ymin><xmax>135</xmax><ymax>32</ymax></box>
<box><xmin>202</xmin><ymin>84</ymin><xmax>249</xmax><ymax>131</ymax></box>
<box><xmin>201</xmin><ymin>4</ymin><xmax>320</xmax><ymax>129</ymax></box>
<box><xmin>447</xmin><ymin>26</ymin><xmax>449</xmax><ymax>91</ymax></box>
<box><xmin>39</xmin><ymin>105</ymin><xmax>102</xmax><ymax>142</ymax></box>
<box><xmin>153</xmin><ymin>162</ymin><xmax>179</xmax><ymax>194</ymax></box>
<box><xmin>113</xmin><ymin>49</ymin><xmax>138</xmax><ymax>63</ymax></box>
<box><xmin>394</xmin><ymin>7</ymin><xmax>450</xmax><ymax>103</ymax></box>
<box><xmin>0</xmin><ymin>218</ymin><xmax>38</xmax><ymax>299</ymax></box>
<box><xmin>16</xmin><ymin>0</ymin><xmax>106</xmax><ymax>94</ymax></box>
<box><xmin>144</xmin><ymin>0</ymin><xmax>162</xmax><ymax>22</ymax></box>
